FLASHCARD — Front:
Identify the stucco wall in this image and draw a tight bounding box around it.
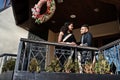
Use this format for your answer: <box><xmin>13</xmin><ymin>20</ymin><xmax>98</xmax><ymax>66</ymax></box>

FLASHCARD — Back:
<box><xmin>0</xmin><ymin>7</ymin><xmax>28</xmax><ymax>54</ymax></box>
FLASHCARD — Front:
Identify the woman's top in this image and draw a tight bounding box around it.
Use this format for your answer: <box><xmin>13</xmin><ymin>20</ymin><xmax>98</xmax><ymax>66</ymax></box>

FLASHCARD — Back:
<box><xmin>61</xmin><ymin>33</ymin><xmax>76</xmax><ymax>43</ymax></box>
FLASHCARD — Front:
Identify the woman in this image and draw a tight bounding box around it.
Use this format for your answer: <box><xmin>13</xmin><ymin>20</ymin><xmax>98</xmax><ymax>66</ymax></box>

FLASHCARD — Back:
<box><xmin>58</xmin><ymin>22</ymin><xmax>76</xmax><ymax>45</ymax></box>
<box><xmin>56</xmin><ymin>22</ymin><xmax>77</xmax><ymax>69</ymax></box>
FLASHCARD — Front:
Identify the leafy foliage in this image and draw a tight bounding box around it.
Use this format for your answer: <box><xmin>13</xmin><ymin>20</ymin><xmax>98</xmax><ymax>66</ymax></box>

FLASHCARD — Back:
<box><xmin>93</xmin><ymin>53</ymin><xmax>110</xmax><ymax>74</ymax></box>
<box><xmin>29</xmin><ymin>53</ymin><xmax>111</xmax><ymax>74</ymax></box>
<box><xmin>64</xmin><ymin>56</ymin><xmax>80</xmax><ymax>73</ymax></box>
<box><xmin>2</xmin><ymin>58</ymin><xmax>16</xmax><ymax>73</ymax></box>
<box><xmin>83</xmin><ymin>62</ymin><xmax>94</xmax><ymax>74</ymax></box>
<box><xmin>63</xmin><ymin>55</ymin><xmax>74</xmax><ymax>73</ymax></box>
<box><xmin>81</xmin><ymin>53</ymin><xmax>111</xmax><ymax>74</ymax></box>
<box><xmin>45</xmin><ymin>57</ymin><xmax>62</xmax><ymax>72</ymax></box>
<box><xmin>46</xmin><ymin>55</ymin><xmax>80</xmax><ymax>73</ymax></box>
<box><xmin>28</xmin><ymin>58</ymin><xmax>40</xmax><ymax>72</ymax></box>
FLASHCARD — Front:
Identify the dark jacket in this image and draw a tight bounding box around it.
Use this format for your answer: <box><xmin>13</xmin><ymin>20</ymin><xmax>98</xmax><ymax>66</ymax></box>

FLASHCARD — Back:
<box><xmin>78</xmin><ymin>32</ymin><xmax>93</xmax><ymax>46</ymax></box>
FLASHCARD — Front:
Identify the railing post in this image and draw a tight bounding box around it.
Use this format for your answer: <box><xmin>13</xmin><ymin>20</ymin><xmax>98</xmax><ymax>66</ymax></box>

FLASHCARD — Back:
<box><xmin>27</xmin><ymin>43</ymin><xmax>32</xmax><ymax>71</ymax></box>
<box><xmin>13</xmin><ymin>41</ymin><xmax>24</xmax><ymax>80</ymax></box>
<box><xmin>21</xmin><ymin>42</ymin><xmax>28</xmax><ymax>71</ymax></box>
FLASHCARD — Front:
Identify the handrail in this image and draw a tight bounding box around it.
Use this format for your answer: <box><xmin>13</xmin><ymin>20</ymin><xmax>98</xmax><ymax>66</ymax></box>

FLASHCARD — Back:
<box><xmin>0</xmin><ymin>53</ymin><xmax>17</xmax><ymax>57</ymax></box>
<box><xmin>20</xmin><ymin>38</ymin><xmax>99</xmax><ymax>51</ymax></box>
<box><xmin>99</xmin><ymin>38</ymin><xmax>120</xmax><ymax>50</ymax></box>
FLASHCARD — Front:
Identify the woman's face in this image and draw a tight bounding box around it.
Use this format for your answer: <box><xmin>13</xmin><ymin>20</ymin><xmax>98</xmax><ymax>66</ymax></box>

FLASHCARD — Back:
<box><xmin>68</xmin><ymin>23</ymin><xmax>74</xmax><ymax>31</ymax></box>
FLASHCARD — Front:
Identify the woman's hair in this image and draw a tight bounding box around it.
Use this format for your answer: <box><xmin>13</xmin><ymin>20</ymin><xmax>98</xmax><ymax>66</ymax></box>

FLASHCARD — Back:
<box><xmin>60</xmin><ymin>22</ymin><xmax>73</xmax><ymax>33</ymax></box>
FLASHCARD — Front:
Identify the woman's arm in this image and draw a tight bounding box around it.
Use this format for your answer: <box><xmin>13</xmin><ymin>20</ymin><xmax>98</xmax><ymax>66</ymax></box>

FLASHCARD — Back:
<box><xmin>58</xmin><ymin>31</ymin><xmax>64</xmax><ymax>43</ymax></box>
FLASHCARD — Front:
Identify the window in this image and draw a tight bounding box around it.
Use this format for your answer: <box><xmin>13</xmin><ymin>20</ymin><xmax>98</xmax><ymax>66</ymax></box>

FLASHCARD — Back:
<box><xmin>0</xmin><ymin>0</ymin><xmax>11</xmax><ymax>12</ymax></box>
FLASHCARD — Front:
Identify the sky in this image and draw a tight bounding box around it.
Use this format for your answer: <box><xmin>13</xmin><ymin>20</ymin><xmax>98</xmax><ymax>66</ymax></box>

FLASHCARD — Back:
<box><xmin>0</xmin><ymin>0</ymin><xmax>11</xmax><ymax>11</ymax></box>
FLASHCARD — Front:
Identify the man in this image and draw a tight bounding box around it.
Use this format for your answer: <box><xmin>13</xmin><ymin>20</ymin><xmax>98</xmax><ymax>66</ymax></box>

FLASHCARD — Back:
<box><xmin>79</xmin><ymin>24</ymin><xmax>93</xmax><ymax>47</ymax></box>
<box><xmin>77</xmin><ymin>24</ymin><xmax>93</xmax><ymax>65</ymax></box>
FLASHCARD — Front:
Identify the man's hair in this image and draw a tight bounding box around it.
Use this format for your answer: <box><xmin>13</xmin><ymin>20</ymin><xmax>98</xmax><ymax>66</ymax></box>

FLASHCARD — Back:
<box><xmin>81</xmin><ymin>24</ymin><xmax>89</xmax><ymax>30</ymax></box>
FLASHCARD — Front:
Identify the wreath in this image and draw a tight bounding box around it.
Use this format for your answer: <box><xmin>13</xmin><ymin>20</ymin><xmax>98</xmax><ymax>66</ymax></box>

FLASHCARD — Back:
<box><xmin>31</xmin><ymin>0</ymin><xmax>56</xmax><ymax>24</ymax></box>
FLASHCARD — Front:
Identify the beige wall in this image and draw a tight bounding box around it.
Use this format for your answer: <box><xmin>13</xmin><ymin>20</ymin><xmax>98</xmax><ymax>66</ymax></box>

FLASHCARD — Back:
<box><xmin>73</xmin><ymin>21</ymin><xmax>120</xmax><ymax>41</ymax></box>
<box><xmin>89</xmin><ymin>21</ymin><xmax>120</xmax><ymax>37</ymax></box>
<box><xmin>0</xmin><ymin>7</ymin><xmax>28</xmax><ymax>54</ymax></box>
<box><xmin>48</xmin><ymin>21</ymin><xmax>120</xmax><ymax>42</ymax></box>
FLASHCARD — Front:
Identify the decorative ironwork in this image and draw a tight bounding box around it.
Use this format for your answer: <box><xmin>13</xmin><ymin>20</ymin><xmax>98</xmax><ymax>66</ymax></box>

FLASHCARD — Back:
<box><xmin>14</xmin><ymin>38</ymin><xmax>98</xmax><ymax>74</ymax></box>
<box><xmin>100</xmin><ymin>39</ymin><xmax>120</xmax><ymax>74</ymax></box>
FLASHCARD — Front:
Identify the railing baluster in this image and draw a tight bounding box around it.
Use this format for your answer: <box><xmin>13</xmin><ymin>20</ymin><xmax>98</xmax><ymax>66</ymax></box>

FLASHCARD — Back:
<box><xmin>27</xmin><ymin>43</ymin><xmax>32</xmax><ymax>71</ymax></box>
<box><xmin>99</xmin><ymin>39</ymin><xmax>120</xmax><ymax>74</ymax></box>
<box><xmin>21</xmin><ymin>43</ymin><xmax>27</xmax><ymax>71</ymax></box>
<box><xmin>14</xmin><ymin>41</ymin><xmax>24</xmax><ymax>72</ymax></box>
<box><xmin>13</xmin><ymin>41</ymin><xmax>24</xmax><ymax>80</ymax></box>
<box><xmin>14</xmin><ymin>38</ymin><xmax>99</xmax><ymax>73</ymax></box>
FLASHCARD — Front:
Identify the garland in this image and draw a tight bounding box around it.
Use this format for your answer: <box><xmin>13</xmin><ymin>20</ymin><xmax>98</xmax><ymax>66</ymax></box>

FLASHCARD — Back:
<box><xmin>31</xmin><ymin>0</ymin><xmax>56</xmax><ymax>24</ymax></box>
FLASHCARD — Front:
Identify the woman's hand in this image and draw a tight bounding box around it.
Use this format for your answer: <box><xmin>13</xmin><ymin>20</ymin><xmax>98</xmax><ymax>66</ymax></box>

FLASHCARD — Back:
<box><xmin>66</xmin><ymin>42</ymin><xmax>77</xmax><ymax>46</ymax></box>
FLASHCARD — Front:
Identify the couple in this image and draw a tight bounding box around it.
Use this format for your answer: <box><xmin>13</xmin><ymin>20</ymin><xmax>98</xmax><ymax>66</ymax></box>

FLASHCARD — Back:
<box><xmin>57</xmin><ymin>22</ymin><xmax>93</xmax><ymax>66</ymax></box>
<box><xmin>58</xmin><ymin>22</ymin><xmax>92</xmax><ymax>47</ymax></box>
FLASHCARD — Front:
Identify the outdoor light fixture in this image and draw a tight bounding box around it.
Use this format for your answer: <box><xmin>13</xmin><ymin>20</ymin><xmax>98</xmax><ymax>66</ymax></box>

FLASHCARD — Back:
<box><xmin>51</xmin><ymin>20</ymin><xmax>56</xmax><ymax>23</ymax></box>
<box><xmin>94</xmin><ymin>8</ymin><xmax>99</xmax><ymax>12</ymax></box>
<box><xmin>57</xmin><ymin>0</ymin><xmax>63</xmax><ymax>3</ymax></box>
<box><xmin>70</xmin><ymin>14</ymin><xmax>76</xmax><ymax>18</ymax></box>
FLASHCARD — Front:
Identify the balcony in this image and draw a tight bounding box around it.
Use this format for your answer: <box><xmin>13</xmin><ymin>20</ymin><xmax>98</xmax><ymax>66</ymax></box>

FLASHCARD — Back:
<box><xmin>12</xmin><ymin>38</ymin><xmax>120</xmax><ymax>80</ymax></box>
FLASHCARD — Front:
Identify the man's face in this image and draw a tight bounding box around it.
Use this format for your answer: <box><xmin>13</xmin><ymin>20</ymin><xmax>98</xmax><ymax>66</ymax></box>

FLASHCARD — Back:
<box><xmin>80</xmin><ymin>27</ymin><xmax>88</xmax><ymax>34</ymax></box>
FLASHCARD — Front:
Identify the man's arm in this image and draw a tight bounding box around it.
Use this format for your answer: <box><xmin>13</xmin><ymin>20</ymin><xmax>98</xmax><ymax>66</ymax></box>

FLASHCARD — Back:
<box><xmin>86</xmin><ymin>33</ymin><xmax>92</xmax><ymax>46</ymax></box>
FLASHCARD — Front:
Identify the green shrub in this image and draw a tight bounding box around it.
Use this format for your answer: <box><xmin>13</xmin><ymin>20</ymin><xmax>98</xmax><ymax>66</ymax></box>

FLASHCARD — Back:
<box><xmin>93</xmin><ymin>53</ymin><xmax>110</xmax><ymax>74</ymax></box>
<box><xmin>45</xmin><ymin>57</ymin><xmax>62</xmax><ymax>72</ymax></box>
<box><xmin>2</xmin><ymin>58</ymin><xmax>16</xmax><ymax>73</ymax></box>
<box><xmin>28</xmin><ymin>58</ymin><xmax>40</xmax><ymax>72</ymax></box>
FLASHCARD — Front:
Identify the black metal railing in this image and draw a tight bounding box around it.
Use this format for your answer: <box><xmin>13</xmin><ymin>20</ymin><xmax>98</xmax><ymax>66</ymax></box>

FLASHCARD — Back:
<box><xmin>99</xmin><ymin>39</ymin><xmax>120</xmax><ymax>74</ymax></box>
<box><xmin>12</xmin><ymin>38</ymin><xmax>120</xmax><ymax>80</ymax></box>
<box><xmin>14</xmin><ymin>38</ymin><xmax>99</xmax><ymax>73</ymax></box>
